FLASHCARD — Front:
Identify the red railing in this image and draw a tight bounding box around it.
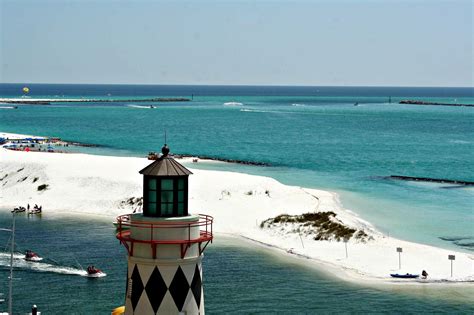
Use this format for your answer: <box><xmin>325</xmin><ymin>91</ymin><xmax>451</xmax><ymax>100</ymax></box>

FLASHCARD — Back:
<box><xmin>115</xmin><ymin>214</ymin><xmax>213</xmax><ymax>259</ymax></box>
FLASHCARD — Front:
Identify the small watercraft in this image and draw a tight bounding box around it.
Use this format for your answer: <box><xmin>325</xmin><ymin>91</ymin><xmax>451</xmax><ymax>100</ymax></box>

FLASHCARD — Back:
<box><xmin>24</xmin><ymin>250</ymin><xmax>43</xmax><ymax>262</ymax></box>
<box><xmin>147</xmin><ymin>151</ymin><xmax>158</xmax><ymax>160</ymax></box>
<box><xmin>11</xmin><ymin>206</ymin><xmax>26</xmax><ymax>213</ymax></box>
<box><xmin>390</xmin><ymin>273</ymin><xmax>419</xmax><ymax>279</ymax></box>
<box><xmin>86</xmin><ymin>265</ymin><xmax>106</xmax><ymax>278</ymax></box>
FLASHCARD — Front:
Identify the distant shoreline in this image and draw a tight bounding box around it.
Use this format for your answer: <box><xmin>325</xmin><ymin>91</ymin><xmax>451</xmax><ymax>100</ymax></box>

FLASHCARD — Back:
<box><xmin>0</xmin><ymin>97</ymin><xmax>190</xmax><ymax>105</ymax></box>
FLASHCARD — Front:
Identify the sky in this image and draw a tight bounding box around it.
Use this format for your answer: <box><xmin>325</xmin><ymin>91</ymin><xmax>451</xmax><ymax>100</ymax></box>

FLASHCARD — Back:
<box><xmin>0</xmin><ymin>0</ymin><xmax>472</xmax><ymax>87</ymax></box>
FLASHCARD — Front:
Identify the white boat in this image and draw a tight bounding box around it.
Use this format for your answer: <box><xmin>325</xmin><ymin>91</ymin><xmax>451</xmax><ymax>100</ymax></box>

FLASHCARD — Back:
<box><xmin>223</xmin><ymin>102</ymin><xmax>243</xmax><ymax>106</ymax></box>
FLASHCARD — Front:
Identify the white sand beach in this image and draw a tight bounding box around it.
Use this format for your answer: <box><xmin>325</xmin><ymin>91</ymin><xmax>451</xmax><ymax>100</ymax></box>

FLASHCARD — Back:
<box><xmin>0</xmin><ymin>135</ymin><xmax>473</xmax><ymax>286</ymax></box>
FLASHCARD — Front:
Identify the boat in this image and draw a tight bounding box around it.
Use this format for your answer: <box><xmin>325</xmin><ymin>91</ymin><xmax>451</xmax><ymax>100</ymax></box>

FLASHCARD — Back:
<box><xmin>147</xmin><ymin>151</ymin><xmax>158</xmax><ymax>160</ymax></box>
<box><xmin>390</xmin><ymin>273</ymin><xmax>419</xmax><ymax>279</ymax></box>
<box><xmin>24</xmin><ymin>250</ymin><xmax>43</xmax><ymax>262</ymax></box>
<box><xmin>85</xmin><ymin>266</ymin><xmax>106</xmax><ymax>278</ymax></box>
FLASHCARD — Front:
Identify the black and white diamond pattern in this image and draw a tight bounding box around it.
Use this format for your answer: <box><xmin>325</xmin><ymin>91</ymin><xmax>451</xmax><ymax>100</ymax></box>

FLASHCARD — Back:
<box><xmin>191</xmin><ymin>265</ymin><xmax>202</xmax><ymax>308</ymax></box>
<box><xmin>145</xmin><ymin>267</ymin><xmax>168</xmax><ymax>313</ymax></box>
<box><xmin>130</xmin><ymin>265</ymin><xmax>144</xmax><ymax>311</ymax></box>
<box><xmin>168</xmin><ymin>266</ymin><xmax>190</xmax><ymax>311</ymax></box>
<box><xmin>126</xmin><ymin>262</ymin><xmax>203</xmax><ymax>314</ymax></box>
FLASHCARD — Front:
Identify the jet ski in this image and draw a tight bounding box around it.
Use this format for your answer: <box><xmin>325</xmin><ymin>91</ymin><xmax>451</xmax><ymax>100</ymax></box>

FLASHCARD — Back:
<box><xmin>85</xmin><ymin>265</ymin><xmax>106</xmax><ymax>278</ymax></box>
<box><xmin>24</xmin><ymin>250</ymin><xmax>43</xmax><ymax>262</ymax></box>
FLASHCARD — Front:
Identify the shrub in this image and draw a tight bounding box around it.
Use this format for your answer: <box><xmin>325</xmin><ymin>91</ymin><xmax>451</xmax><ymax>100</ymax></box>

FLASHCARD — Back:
<box><xmin>261</xmin><ymin>211</ymin><xmax>369</xmax><ymax>242</ymax></box>
<box><xmin>37</xmin><ymin>184</ymin><xmax>49</xmax><ymax>191</ymax></box>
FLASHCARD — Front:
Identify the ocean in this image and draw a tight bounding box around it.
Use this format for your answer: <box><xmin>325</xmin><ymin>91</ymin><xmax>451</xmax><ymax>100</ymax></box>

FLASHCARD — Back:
<box><xmin>0</xmin><ymin>83</ymin><xmax>473</xmax><ymax>313</ymax></box>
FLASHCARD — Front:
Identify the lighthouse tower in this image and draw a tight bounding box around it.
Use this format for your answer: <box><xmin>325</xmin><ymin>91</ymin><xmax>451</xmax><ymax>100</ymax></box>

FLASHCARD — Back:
<box><xmin>116</xmin><ymin>145</ymin><xmax>213</xmax><ymax>315</ymax></box>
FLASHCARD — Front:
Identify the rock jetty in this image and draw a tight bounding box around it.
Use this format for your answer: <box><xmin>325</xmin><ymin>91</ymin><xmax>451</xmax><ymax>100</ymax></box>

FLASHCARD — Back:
<box><xmin>399</xmin><ymin>100</ymin><xmax>474</xmax><ymax>107</ymax></box>
<box><xmin>0</xmin><ymin>97</ymin><xmax>190</xmax><ymax>105</ymax></box>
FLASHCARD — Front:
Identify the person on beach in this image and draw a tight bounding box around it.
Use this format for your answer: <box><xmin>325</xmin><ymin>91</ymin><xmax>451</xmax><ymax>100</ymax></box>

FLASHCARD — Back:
<box><xmin>422</xmin><ymin>270</ymin><xmax>428</xmax><ymax>279</ymax></box>
<box><xmin>27</xmin><ymin>203</ymin><xmax>30</xmax><ymax>210</ymax></box>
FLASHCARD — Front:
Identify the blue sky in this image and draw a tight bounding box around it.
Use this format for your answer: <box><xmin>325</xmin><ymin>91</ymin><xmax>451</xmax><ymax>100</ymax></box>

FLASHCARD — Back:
<box><xmin>1</xmin><ymin>0</ymin><xmax>472</xmax><ymax>86</ymax></box>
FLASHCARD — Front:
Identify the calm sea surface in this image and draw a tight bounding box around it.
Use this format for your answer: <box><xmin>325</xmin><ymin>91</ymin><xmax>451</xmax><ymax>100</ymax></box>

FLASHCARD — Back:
<box><xmin>0</xmin><ymin>84</ymin><xmax>473</xmax><ymax>313</ymax></box>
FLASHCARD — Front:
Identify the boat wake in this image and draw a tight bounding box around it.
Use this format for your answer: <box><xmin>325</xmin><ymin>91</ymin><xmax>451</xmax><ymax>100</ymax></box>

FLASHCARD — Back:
<box><xmin>240</xmin><ymin>108</ymin><xmax>284</xmax><ymax>114</ymax></box>
<box><xmin>0</xmin><ymin>252</ymin><xmax>86</xmax><ymax>276</ymax></box>
<box><xmin>223</xmin><ymin>102</ymin><xmax>243</xmax><ymax>106</ymax></box>
<box><xmin>127</xmin><ymin>104</ymin><xmax>156</xmax><ymax>109</ymax></box>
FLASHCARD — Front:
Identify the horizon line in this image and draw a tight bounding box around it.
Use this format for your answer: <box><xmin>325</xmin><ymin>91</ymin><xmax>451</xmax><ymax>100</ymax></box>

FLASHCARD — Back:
<box><xmin>1</xmin><ymin>82</ymin><xmax>473</xmax><ymax>89</ymax></box>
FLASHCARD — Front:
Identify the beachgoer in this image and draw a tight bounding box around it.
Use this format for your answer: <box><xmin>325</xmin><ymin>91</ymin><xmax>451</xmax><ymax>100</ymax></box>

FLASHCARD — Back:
<box><xmin>421</xmin><ymin>270</ymin><xmax>428</xmax><ymax>279</ymax></box>
<box><xmin>27</xmin><ymin>204</ymin><xmax>30</xmax><ymax>210</ymax></box>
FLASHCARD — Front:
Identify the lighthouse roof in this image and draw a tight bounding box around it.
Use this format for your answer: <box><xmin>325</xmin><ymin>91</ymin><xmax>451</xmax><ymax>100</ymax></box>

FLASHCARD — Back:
<box><xmin>139</xmin><ymin>156</ymin><xmax>193</xmax><ymax>176</ymax></box>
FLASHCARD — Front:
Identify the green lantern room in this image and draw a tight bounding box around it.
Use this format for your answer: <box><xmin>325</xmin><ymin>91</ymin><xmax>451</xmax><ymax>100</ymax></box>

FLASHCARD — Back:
<box><xmin>139</xmin><ymin>144</ymin><xmax>192</xmax><ymax>217</ymax></box>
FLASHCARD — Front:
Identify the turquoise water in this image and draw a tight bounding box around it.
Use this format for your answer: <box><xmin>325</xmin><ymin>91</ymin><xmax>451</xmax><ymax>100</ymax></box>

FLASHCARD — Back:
<box><xmin>0</xmin><ymin>84</ymin><xmax>473</xmax><ymax>313</ymax></box>
<box><xmin>0</xmin><ymin>213</ymin><xmax>473</xmax><ymax>314</ymax></box>
<box><xmin>1</xmin><ymin>84</ymin><xmax>473</xmax><ymax>252</ymax></box>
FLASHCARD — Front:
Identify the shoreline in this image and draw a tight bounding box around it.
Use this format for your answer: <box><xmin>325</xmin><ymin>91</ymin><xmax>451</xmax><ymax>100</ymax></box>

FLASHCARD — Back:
<box><xmin>0</xmin><ymin>143</ymin><xmax>472</xmax><ymax>289</ymax></box>
<box><xmin>0</xmin><ymin>97</ymin><xmax>190</xmax><ymax>105</ymax></box>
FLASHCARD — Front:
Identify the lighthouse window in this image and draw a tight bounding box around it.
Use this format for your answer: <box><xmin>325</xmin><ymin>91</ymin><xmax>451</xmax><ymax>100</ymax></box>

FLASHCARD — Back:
<box><xmin>147</xmin><ymin>178</ymin><xmax>157</xmax><ymax>216</ymax></box>
<box><xmin>144</xmin><ymin>176</ymin><xmax>188</xmax><ymax>217</ymax></box>
<box><xmin>148</xmin><ymin>191</ymin><xmax>156</xmax><ymax>202</ymax></box>
<box><xmin>162</xmin><ymin>204</ymin><xmax>173</xmax><ymax>216</ymax></box>
<box><xmin>162</xmin><ymin>179</ymin><xmax>173</xmax><ymax>190</ymax></box>
<box><xmin>177</xmin><ymin>203</ymin><xmax>184</xmax><ymax>215</ymax></box>
<box><xmin>148</xmin><ymin>203</ymin><xmax>157</xmax><ymax>214</ymax></box>
<box><xmin>160</xmin><ymin>178</ymin><xmax>174</xmax><ymax>216</ymax></box>
<box><xmin>161</xmin><ymin>191</ymin><xmax>173</xmax><ymax>203</ymax></box>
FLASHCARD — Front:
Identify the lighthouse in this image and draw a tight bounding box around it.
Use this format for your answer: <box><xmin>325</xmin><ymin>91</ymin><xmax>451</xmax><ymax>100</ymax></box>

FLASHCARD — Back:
<box><xmin>116</xmin><ymin>144</ymin><xmax>213</xmax><ymax>314</ymax></box>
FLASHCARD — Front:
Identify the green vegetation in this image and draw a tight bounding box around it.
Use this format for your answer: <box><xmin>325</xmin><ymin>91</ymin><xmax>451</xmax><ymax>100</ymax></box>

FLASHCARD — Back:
<box><xmin>260</xmin><ymin>212</ymin><xmax>372</xmax><ymax>242</ymax></box>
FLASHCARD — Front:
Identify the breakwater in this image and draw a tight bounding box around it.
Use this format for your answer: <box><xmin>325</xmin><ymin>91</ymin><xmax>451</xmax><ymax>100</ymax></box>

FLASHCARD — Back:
<box><xmin>176</xmin><ymin>154</ymin><xmax>271</xmax><ymax>166</ymax></box>
<box><xmin>389</xmin><ymin>175</ymin><xmax>474</xmax><ymax>186</ymax></box>
<box><xmin>399</xmin><ymin>100</ymin><xmax>474</xmax><ymax>107</ymax></box>
<box><xmin>0</xmin><ymin>97</ymin><xmax>190</xmax><ymax>105</ymax></box>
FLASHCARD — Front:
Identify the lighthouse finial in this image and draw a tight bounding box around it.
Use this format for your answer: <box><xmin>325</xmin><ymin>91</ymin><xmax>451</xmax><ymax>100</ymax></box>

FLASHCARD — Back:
<box><xmin>162</xmin><ymin>130</ymin><xmax>170</xmax><ymax>157</ymax></box>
